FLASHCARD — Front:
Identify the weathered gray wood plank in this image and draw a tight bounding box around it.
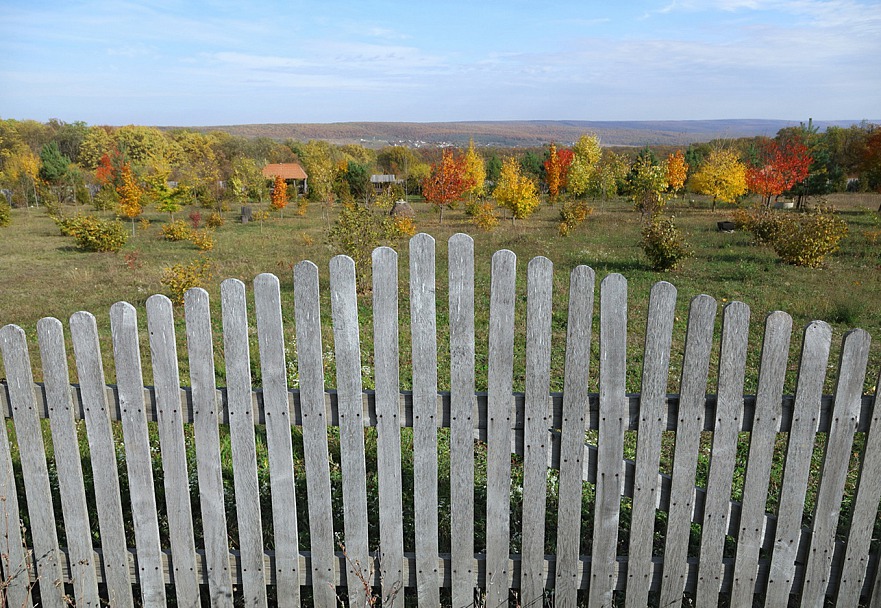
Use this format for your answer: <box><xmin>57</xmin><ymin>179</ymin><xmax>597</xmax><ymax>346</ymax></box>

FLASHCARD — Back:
<box><xmin>729</xmin><ymin>311</ymin><xmax>792</xmax><ymax>606</ymax></box>
<box><xmin>448</xmin><ymin>234</ymin><xmax>476</xmax><ymax>608</ymax></box>
<box><xmin>410</xmin><ymin>233</ymin><xmax>441</xmax><ymax>608</ymax></box>
<box><xmin>372</xmin><ymin>246</ymin><xmax>405</xmax><ymax>608</ymax></box>
<box><xmin>69</xmin><ymin>311</ymin><xmax>135</xmax><ymax>607</ymax></box>
<box><xmin>696</xmin><ymin>301</ymin><xmax>750</xmax><ymax>605</ymax></box>
<box><xmin>554</xmin><ymin>265</ymin><xmax>595</xmax><ymax>608</ymax></box>
<box><xmin>110</xmin><ymin>302</ymin><xmax>166</xmax><ymax>606</ymax></box>
<box><xmin>800</xmin><ymin>329</ymin><xmax>870</xmax><ymax>607</ymax></box>
<box><xmin>486</xmin><ymin>248</ymin><xmax>516</xmax><ymax>608</ymax></box>
<box><xmin>253</xmin><ymin>274</ymin><xmax>300</xmax><ymax>608</ymax></box>
<box><xmin>624</xmin><ymin>281</ymin><xmax>676</xmax><ymax>608</ymax></box>
<box><xmin>837</xmin><ymin>365</ymin><xmax>881</xmax><ymax>606</ymax></box>
<box><xmin>589</xmin><ymin>273</ymin><xmax>628</xmax><ymax>607</ymax></box>
<box><xmin>658</xmin><ymin>294</ymin><xmax>717</xmax><ymax>607</ymax></box>
<box><xmin>293</xmin><ymin>262</ymin><xmax>336</xmax><ymax>608</ymax></box>
<box><xmin>1</xmin><ymin>326</ymin><xmax>66</xmax><ymax>608</ymax></box>
<box><xmin>330</xmin><ymin>257</ymin><xmax>370</xmax><ymax>606</ymax></box>
<box><xmin>146</xmin><ymin>295</ymin><xmax>200</xmax><ymax>608</ymax></box>
<box><xmin>36</xmin><ymin>318</ymin><xmax>101</xmax><ymax>607</ymax></box>
<box><xmin>184</xmin><ymin>288</ymin><xmax>234</xmax><ymax>607</ymax></box>
<box><xmin>219</xmin><ymin>281</ymin><xmax>268</xmax><ymax>607</ymax></box>
<box><xmin>0</xmin><ymin>326</ymin><xmax>33</xmax><ymax>608</ymax></box>
<box><xmin>764</xmin><ymin>321</ymin><xmax>832</xmax><ymax>605</ymax></box>
<box><xmin>520</xmin><ymin>256</ymin><xmax>553</xmax><ymax>608</ymax></box>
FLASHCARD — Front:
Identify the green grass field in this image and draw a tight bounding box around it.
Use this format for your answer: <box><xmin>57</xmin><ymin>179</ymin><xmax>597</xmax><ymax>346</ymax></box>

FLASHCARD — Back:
<box><xmin>1</xmin><ymin>192</ymin><xmax>880</xmax><ymax>396</ymax></box>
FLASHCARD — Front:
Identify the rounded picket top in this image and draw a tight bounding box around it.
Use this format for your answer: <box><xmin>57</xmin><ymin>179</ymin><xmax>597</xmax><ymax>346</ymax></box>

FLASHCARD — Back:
<box><xmin>765</xmin><ymin>309</ymin><xmax>794</xmax><ymax>330</ymax></box>
<box><xmin>410</xmin><ymin>232</ymin><xmax>435</xmax><ymax>249</ymax></box>
<box><xmin>650</xmin><ymin>280</ymin><xmax>677</xmax><ymax>300</ymax></box>
<box><xmin>0</xmin><ymin>322</ymin><xmax>26</xmax><ymax>342</ymax></box>
<box><xmin>601</xmin><ymin>272</ymin><xmax>627</xmax><ymax>291</ymax></box>
<box><xmin>254</xmin><ymin>272</ymin><xmax>280</xmax><ymax>291</ymax></box>
<box><xmin>36</xmin><ymin>316</ymin><xmax>64</xmax><ymax>336</ymax></box>
<box><xmin>184</xmin><ymin>286</ymin><xmax>210</xmax><ymax>312</ymax></box>
<box><xmin>294</xmin><ymin>260</ymin><xmax>319</xmax><ymax>285</ymax></box>
<box><xmin>146</xmin><ymin>293</ymin><xmax>173</xmax><ymax>316</ymax></box>
<box><xmin>528</xmin><ymin>255</ymin><xmax>552</xmax><ymax>273</ymax></box>
<box><xmin>69</xmin><ymin>310</ymin><xmax>98</xmax><ymax>333</ymax></box>
<box><xmin>220</xmin><ymin>277</ymin><xmax>246</xmax><ymax>300</ymax></box>
<box><xmin>330</xmin><ymin>254</ymin><xmax>356</xmax><ymax>278</ymax></box>
<box><xmin>449</xmin><ymin>232</ymin><xmax>474</xmax><ymax>249</ymax></box>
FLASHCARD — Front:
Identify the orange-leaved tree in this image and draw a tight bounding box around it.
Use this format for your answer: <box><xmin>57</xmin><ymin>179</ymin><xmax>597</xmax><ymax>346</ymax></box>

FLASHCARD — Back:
<box><xmin>544</xmin><ymin>143</ymin><xmax>574</xmax><ymax>202</ymax></box>
<box><xmin>665</xmin><ymin>150</ymin><xmax>689</xmax><ymax>198</ymax></box>
<box><xmin>422</xmin><ymin>149</ymin><xmax>472</xmax><ymax>224</ymax></box>
<box><xmin>270</xmin><ymin>175</ymin><xmax>288</xmax><ymax>216</ymax></box>
<box><xmin>747</xmin><ymin>137</ymin><xmax>812</xmax><ymax>207</ymax></box>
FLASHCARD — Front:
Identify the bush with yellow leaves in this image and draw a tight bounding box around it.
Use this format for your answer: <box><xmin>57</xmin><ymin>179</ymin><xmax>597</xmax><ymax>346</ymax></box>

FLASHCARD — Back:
<box><xmin>160</xmin><ymin>260</ymin><xmax>213</xmax><ymax>305</ymax></box>
<box><xmin>160</xmin><ymin>219</ymin><xmax>192</xmax><ymax>241</ymax></box>
<box><xmin>771</xmin><ymin>206</ymin><xmax>848</xmax><ymax>268</ymax></box>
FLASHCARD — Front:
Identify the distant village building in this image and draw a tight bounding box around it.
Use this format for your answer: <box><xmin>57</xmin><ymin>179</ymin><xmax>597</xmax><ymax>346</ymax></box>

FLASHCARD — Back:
<box><xmin>370</xmin><ymin>174</ymin><xmax>403</xmax><ymax>194</ymax></box>
<box><xmin>262</xmin><ymin>163</ymin><xmax>308</xmax><ymax>195</ymax></box>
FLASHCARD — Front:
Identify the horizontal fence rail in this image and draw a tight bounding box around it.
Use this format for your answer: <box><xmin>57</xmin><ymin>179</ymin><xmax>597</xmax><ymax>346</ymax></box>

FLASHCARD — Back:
<box><xmin>0</xmin><ymin>233</ymin><xmax>879</xmax><ymax>608</ymax></box>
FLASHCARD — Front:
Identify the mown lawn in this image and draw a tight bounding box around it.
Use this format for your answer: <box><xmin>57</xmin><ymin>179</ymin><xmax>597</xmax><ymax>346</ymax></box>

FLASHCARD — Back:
<box><xmin>1</xmin><ymin>192</ymin><xmax>879</xmax><ymax>396</ymax></box>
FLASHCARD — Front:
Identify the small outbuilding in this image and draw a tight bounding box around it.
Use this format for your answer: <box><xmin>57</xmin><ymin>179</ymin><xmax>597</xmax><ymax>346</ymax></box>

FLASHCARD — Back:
<box><xmin>263</xmin><ymin>163</ymin><xmax>309</xmax><ymax>195</ymax></box>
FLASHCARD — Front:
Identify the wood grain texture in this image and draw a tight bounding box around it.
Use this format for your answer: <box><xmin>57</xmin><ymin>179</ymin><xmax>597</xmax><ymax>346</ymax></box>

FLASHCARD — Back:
<box><xmin>219</xmin><ymin>281</ymin><xmax>268</xmax><ymax>607</ymax></box>
<box><xmin>554</xmin><ymin>266</ymin><xmax>595</xmax><ymax>608</ymax></box>
<box><xmin>624</xmin><ymin>281</ymin><xmax>676</xmax><ymax>608</ymax></box>
<box><xmin>184</xmin><ymin>288</ymin><xmax>234</xmax><ymax>607</ymax></box>
<box><xmin>253</xmin><ymin>274</ymin><xmax>301</xmax><ymax>608</ymax></box>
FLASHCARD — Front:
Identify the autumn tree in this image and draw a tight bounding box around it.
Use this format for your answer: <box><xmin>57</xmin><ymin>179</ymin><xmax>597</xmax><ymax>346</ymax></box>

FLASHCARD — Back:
<box><xmin>665</xmin><ymin>150</ymin><xmax>688</xmax><ymax>198</ymax></box>
<box><xmin>544</xmin><ymin>143</ymin><xmax>574</xmax><ymax>202</ymax></box>
<box><xmin>422</xmin><ymin>148</ymin><xmax>471</xmax><ymax>223</ymax></box>
<box><xmin>270</xmin><ymin>175</ymin><xmax>288</xmax><ymax>216</ymax></box>
<box><xmin>860</xmin><ymin>128</ymin><xmax>881</xmax><ymax>196</ymax></box>
<box><xmin>630</xmin><ymin>155</ymin><xmax>668</xmax><ymax>218</ymax></box>
<box><xmin>746</xmin><ymin>137</ymin><xmax>812</xmax><ymax>207</ymax></box>
<box><xmin>117</xmin><ymin>165</ymin><xmax>144</xmax><ymax>234</ymax></box>
<box><xmin>567</xmin><ymin>134</ymin><xmax>602</xmax><ymax>198</ymax></box>
<box><xmin>463</xmin><ymin>139</ymin><xmax>487</xmax><ymax>204</ymax></box>
<box><xmin>589</xmin><ymin>150</ymin><xmax>629</xmax><ymax>204</ymax></box>
<box><xmin>493</xmin><ymin>156</ymin><xmax>540</xmax><ymax>223</ymax></box>
<box><xmin>691</xmin><ymin>149</ymin><xmax>748</xmax><ymax>210</ymax></box>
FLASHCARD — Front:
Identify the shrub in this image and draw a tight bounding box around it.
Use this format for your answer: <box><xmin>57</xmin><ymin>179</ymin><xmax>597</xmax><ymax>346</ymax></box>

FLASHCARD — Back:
<box><xmin>188</xmin><ymin>210</ymin><xmax>203</xmax><ymax>229</ymax></box>
<box><xmin>161</xmin><ymin>219</ymin><xmax>192</xmax><ymax>241</ymax></box>
<box><xmin>326</xmin><ymin>201</ymin><xmax>391</xmax><ymax>293</ymax></box>
<box><xmin>472</xmin><ymin>201</ymin><xmax>500</xmax><ymax>232</ymax></box>
<box><xmin>190</xmin><ymin>229</ymin><xmax>215</xmax><ymax>251</ymax></box>
<box><xmin>138</xmin><ymin>217</ymin><xmax>151</xmax><ymax>231</ymax></box>
<box><xmin>160</xmin><ymin>260</ymin><xmax>213</xmax><ymax>305</ymax></box>
<box><xmin>641</xmin><ymin>216</ymin><xmax>691</xmax><ymax>271</ymax></box>
<box><xmin>736</xmin><ymin>206</ymin><xmax>786</xmax><ymax>245</ymax></box>
<box><xmin>0</xmin><ymin>201</ymin><xmax>10</xmax><ymax>227</ymax></box>
<box><xmin>205</xmin><ymin>212</ymin><xmax>225</xmax><ymax>228</ymax></box>
<box><xmin>65</xmin><ymin>215</ymin><xmax>128</xmax><ymax>252</ymax></box>
<box><xmin>558</xmin><ymin>199</ymin><xmax>593</xmax><ymax>236</ymax></box>
<box><xmin>389</xmin><ymin>215</ymin><xmax>417</xmax><ymax>237</ymax></box>
<box><xmin>771</xmin><ymin>206</ymin><xmax>848</xmax><ymax>267</ymax></box>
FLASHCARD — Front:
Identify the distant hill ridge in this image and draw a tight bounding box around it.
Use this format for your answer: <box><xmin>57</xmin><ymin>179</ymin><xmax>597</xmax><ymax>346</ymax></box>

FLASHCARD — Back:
<box><xmin>176</xmin><ymin>119</ymin><xmax>872</xmax><ymax>147</ymax></box>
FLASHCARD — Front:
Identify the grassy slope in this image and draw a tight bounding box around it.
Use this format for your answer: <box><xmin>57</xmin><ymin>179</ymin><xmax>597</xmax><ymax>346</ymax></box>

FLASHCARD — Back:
<box><xmin>1</xmin><ymin>193</ymin><xmax>880</xmax><ymax>396</ymax></box>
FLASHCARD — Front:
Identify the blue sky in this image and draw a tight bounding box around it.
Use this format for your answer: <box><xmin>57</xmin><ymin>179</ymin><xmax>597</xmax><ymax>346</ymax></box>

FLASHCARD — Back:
<box><xmin>1</xmin><ymin>0</ymin><xmax>879</xmax><ymax>126</ymax></box>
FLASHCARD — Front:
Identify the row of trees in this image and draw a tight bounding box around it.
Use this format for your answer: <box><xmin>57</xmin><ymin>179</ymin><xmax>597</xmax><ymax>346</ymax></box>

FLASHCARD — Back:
<box><xmin>2</xmin><ymin>118</ymin><xmax>880</xmax><ymax>226</ymax></box>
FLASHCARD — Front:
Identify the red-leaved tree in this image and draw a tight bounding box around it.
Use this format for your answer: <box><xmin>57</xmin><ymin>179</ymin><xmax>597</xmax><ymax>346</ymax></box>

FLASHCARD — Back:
<box><xmin>544</xmin><ymin>144</ymin><xmax>574</xmax><ymax>202</ymax></box>
<box><xmin>422</xmin><ymin>149</ymin><xmax>473</xmax><ymax>223</ymax></box>
<box><xmin>747</xmin><ymin>138</ymin><xmax>812</xmax><ymax>207</ymax></box>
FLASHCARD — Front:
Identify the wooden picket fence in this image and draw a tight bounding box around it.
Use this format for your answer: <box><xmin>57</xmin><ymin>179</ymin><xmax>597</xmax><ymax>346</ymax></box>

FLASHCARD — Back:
<box><xmin>0</xmin><ymin>233</ymin><xmax>880</xmax><ymax>608</ymax></box>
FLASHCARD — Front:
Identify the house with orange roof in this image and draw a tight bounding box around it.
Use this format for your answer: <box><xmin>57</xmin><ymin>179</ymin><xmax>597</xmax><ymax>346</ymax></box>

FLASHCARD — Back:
<box><xmin>262</xmin><ymin>163</ymin><xmax>308</xmax><ymax>195</ymax></box>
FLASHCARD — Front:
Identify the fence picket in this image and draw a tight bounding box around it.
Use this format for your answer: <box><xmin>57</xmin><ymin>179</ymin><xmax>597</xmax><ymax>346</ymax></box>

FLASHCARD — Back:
<box><xmin>372</xmin><ymin>247</ymin><xmax>405</xmax><ymax>608</ymax></box>
<box><xmin>837</xmin><ymin>366</ymin><xmax>881</xmax><ymax>606</ymax></box>
<box><xmin>219</xmin><ymin>281</ymin><xmax>267</xmax><ymax>607</ymax></box>
<box><xmin>184</xmin><ymin>288</ymin><xmax>234</xmax><ymax>607</ymax></box>
<box><xmin>696</xmin><ymin>301</ymin><xmax>750</xmax><ymax>604</ymax></box>
<box><xmin>293</xmin><ymin>261</ymin><xmax>336</xmax><ymax>608</ymax></box>
<box><xmin>625</xmin><ymin>281</ymin><xmax>676</xmax><ymax>608</ymax></box>
<box><xmin>36</xmin><ymin>318</ymin><xmax>101</xmax><ymax>607</ymax></box>
<box><xmin>0</xmin><ymin>325</ymin><xmax>65</xmax><ymax>608</ymax></box>
<box><xmin>554</xmin><ymin>266</ymin><xmax>595</xmax><ymax>608</ymax></box>
<box><xmin>448</xmin><ymin>234</ymin><xmax>476</xmax><ymax>608</ymax></box>
<box><xmin>729</xmin><ymin>311</ymin><xmax>792</xmax><ymax>605</ymax></box>
<box><xmin>330</xmin><ymin>257</ymin><xmax>371</xmax><ymax>606</ymax></box>
<box><xmin>0</xmin><ymin>330</ymin><xmax>33</xmax><ymax>608</ymax></box>
<box><xmin>800</xmin><ymin>329</ymin><xmax>871</xmax><ymax>606</ymax></box>
<box><xmin>410</xmin><ymin>233</ymin><xmax>441</xmax><ymax>607</ymax></box>
<box><xmin>69</xmin><ymin>311</ymin><xmax>135</xmax><ymax>607</ymax></box>
<box><xmin>486</xmin><ymin>249</ymin><xmax>517</xmax><ymax>608</ymax></box>
<box><xmin>765</xmin><ymin>321</ymin><xmax>833</xmax><ymax>605</ymax></box>
<box><xmin>590</xmin><ymin>273</ymin><xmax>628</xmax><ymax>607</ymax></box>
<box><xmin>110</xmin><ymin>302</ymin><xmax>167</xmax><ymax>606</ymax></box>
<box><xmin>658</xmin><ymin>294</ymin><xmax>717</xmax><ymax>607</ymax></box>
<box><xmin>521</xmin><ymin>257</ymin><xmax>553</xmax><ymax>608</ymax></box>
<box><xmin>146</xmin><ymin>295</ymin><xmax>200</xmax><ymax>607</ymax></box>
<box><xmin>254</xmin><ymin>274</ymin><xmax>300</xmax><ymax>608</ymax></box>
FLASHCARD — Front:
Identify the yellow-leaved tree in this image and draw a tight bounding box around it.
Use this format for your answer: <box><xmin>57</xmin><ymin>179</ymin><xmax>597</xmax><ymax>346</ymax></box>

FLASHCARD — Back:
<box><xmin>691</xmin><ymin>149</ymin><xmax>748</xmax><ymax>210</ymax></box>
<box><xmin>117</xmin><ymin>165</ymin><xmax>143</xmax><ymax>234</ymax></box>
<box><xmin>567</xmin><ymin>134</ymin><xmax>602</xmax><ymax>198</ymax></box>
<box><xmin>493</xmin><ymin>156</ymin><xmax>540</xmax><ymax>223</ymax></box>
<box><xmin>463</xmin><ymin>139</ymin><xmax>486</xmax><ymax>206</ymax></box>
